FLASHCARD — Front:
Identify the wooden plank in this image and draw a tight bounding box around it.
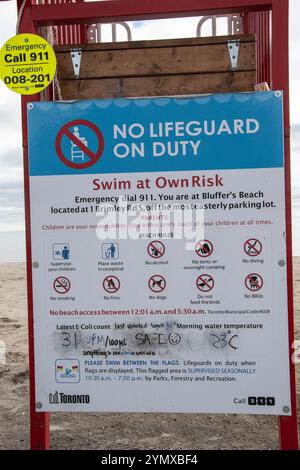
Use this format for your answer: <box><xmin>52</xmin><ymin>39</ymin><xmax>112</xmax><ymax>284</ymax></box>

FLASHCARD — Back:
<box><xmin>59</xmin><ymin>71</ymin><xmax>256</xmax><ymax>100</ymax></box>
<box><xmin>54</xmin><ymin>34</ymin><xmax>255</xmax><ymax>52</ymax></box>
<box><xmin>57</xmin><ymin>42</ymin><xmax>255</xmax><ymax>80</ymax></box>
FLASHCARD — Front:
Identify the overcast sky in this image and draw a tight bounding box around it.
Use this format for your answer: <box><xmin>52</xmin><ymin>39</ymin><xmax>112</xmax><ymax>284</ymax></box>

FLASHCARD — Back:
<box><xmin>0</xmin><ymin>1</ymin><xmax>299</xmax><ymax>261</ymax></box>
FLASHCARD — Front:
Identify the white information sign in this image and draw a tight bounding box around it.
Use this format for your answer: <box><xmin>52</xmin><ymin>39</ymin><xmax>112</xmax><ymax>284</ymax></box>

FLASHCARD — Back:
<box><xmin>28</xmin><ymin>93</ymin><xmax>291</xmax><ymax>414</ymax></box>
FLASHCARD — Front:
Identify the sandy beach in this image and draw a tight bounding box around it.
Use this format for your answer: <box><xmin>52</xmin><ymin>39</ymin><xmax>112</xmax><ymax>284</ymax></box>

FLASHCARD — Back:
<box><xmin>0</xmin><ymin>260</ymin><xmax>299</xmax><ymax>450</ymax></box>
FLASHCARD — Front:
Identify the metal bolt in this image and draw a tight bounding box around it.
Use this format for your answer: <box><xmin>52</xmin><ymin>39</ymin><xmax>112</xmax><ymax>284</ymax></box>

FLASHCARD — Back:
<box><xmin>278</xmin><ymin>260</ymin><xmax>285</xmax><ymax>267</ymax></box>
<box><xmin>282</xmin><ymin>405</ymin><xmax>290</xmax><ymax>414</ymax></box>
<box><xmin>32</xmin><ymin>261</ymin><xmax>39</xmax><ymax>268</ymax></box>
<box><xmin>36</xmin><ymin>402</ymin><xmax>43</xmax><ymax>409</ymax></box>
<box><xmin>275</xmin><ymin>90</ymin><xmax>282</xmax><ymax>98</ymax></box>
<box><xmin>27</xmin><ymin>103</ymin><xmax>34</xmax><ymax>110</ymax></box>
<box><xmin>24</xmin><ymin>38</ymin><xmax>29</xmax><ymax>43</ymax></box>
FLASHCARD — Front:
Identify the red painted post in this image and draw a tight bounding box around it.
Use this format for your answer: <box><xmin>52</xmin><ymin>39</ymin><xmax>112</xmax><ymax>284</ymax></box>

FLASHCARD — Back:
<box><xmin>271</xmin><ymin>0</ymin><xmax>299</xmax><ymax>450</ymax></box>
<box><xmin>17</xmin><ymin>0</ymin><xmax>50</xmax><ymax>450</ymax></box>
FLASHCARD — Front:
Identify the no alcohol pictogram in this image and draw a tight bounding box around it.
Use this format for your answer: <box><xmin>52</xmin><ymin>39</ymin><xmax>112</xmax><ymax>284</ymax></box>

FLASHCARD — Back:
<box><xmin>196</xmin><ymin>274</ymin><xmax>214</xmax><ymax>292</ymax></box>
<box><xmin>55</xmin><ymin>119</ymin><xmax>104</xmax><ymax>169</ymax></box>
<box><xmin>53</xmin><ymin>276</ymin><xmax>71</xmax><ymax>294</ymax></box>
<box><xmin>103</xmin><ymin>276</ymin><xmax>120</xmax><ymax>293</ymax></box>
<box><xmin>195</xmin><ymin>240</ymin><xmax>213</xmax><ymax>258</ymax></box>
<box><xmin>244</xmin><ymin>238</ymin><xmax>263</xmax><ymax>257</ymax></box>
<box><xmin>147</xmin><ymin>241</ymin><xmax>165</xmax><ymax>259</ymax></box>
<box><xmin>245</xmin><ymin>273</ymin><xmax>263</xmax><ymax>291</ymax></box>
<box><xmin>148</xmin><ymin>275</ymin><xmax>166</xmax><ymax>293</ymax></box>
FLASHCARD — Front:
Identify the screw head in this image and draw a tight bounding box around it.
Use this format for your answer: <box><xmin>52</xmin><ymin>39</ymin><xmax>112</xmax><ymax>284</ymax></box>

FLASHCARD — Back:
<box><xmin>282</xmin><ymin>405</ymin><xmax>290</xmax><ymax>414</ymax></box>
<box><xmin>27</xmin><ymin>103</ymin><xmax>34</xmax><ymax>110</ymax></box>
<box><xmin>24</xmin><ymin>38</ymin><xmax>29</xmax><ymax>43</ymax></box>
<box><xmin>36</xmin><ymin>402</ymin><xmax>43</xmax><ymax>409</ymax></box>
<box><xmin>275</xmin><ymin>90</ymin><xmax>282</xmax><ymax>98</ymax></box>
<box><xmin>278</xmin><ymin>259</ymin><xmax>285</xmax><ymax>267</ymax></box>
<box><xmin>32</xmin><ymin>261</ymin><xmax>39</xmax><ymax>268</ymax></box>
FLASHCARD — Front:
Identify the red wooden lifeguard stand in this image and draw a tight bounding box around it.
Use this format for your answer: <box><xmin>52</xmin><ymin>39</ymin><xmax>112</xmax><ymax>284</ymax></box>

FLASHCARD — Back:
<box><xmin>9</xmin><ymin>0</ymin><xmax>298</xmax><ymax>450</ymax></box>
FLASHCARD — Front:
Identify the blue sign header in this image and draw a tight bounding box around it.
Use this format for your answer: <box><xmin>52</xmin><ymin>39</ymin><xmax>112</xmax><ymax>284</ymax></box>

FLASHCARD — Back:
<box><xmin>28</xmin><ymin>92</ymin><xmax>284</xmax><ymax>176</ymax></box>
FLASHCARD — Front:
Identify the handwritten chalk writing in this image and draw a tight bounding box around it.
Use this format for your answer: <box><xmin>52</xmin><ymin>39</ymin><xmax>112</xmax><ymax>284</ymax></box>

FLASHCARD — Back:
<box><xmin>135</xmin><ymin>332</ymin><xmax>181</xmax><ymax>346</ymax></box>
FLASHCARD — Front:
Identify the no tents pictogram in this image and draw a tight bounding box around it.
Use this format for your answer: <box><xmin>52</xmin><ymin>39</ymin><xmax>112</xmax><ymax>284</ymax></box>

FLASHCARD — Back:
<box><xmin>195</xmin><ymin>240</ymin><xmax>213</xmax><ymax>258</ymax></box>
<box><xmin>55</xmin><ymin>119</ymin><xmax>104</xmax><ymax>169</ymax></box>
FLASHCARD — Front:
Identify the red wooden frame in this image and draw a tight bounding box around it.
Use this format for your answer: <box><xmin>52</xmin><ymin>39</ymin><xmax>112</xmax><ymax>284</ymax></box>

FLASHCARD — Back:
<box><xmin>17</xmin><ymin>0</ymin><xmax>298</xmax><ymax>451</ymax></box>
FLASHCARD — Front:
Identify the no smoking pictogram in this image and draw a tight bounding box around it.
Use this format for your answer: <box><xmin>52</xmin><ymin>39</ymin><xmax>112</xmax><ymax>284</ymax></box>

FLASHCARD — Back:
<box><xmin>148</xmin><ymin>275</ymin><xmax>166</xmax><ymax>293</ymax></box>
<box><xmin>53</xmin><ymin>276</ymin><xmax>71</xmax><ymax>294</ymax></box>
<box><xmin>196</xmin><ymin>274</ymin><xmax>214</xmax><ymax>292</ymax></box>
<box><xmin>147</xmin><ymin>241</ymin><xmax>165</xmax><ymax>259</ymax></box>
<box><xmin>103</xmin><ymin>276</ymin><xmax>120</xmax><ymax>293</ymax></box>
<box><xmin>244</xmin><ymin>238</ymin><xmax>262</xmax><ymax>257</ymax></box>
<box><xmin>195</xmin><ymin>239</ymin><xmax>213</xmax><ymax>258</ymax></box>
<box><xmin>55</xmin><ymin>119</ymin><xmax>104</xmax><ymax>169</ymax></box>
<box><xmin>245</xmin><ymin>273</ymin><xmax>263</xmax><ymax>291</ymax></box>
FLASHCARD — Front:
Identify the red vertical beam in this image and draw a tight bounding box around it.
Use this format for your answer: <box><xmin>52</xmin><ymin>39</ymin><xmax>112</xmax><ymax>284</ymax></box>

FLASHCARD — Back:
<box><xmin>272</xmin><ymin>0</ymin><xmax>299</xmax><ymax>450</ymax></box>
<box><xmin>244</xmin><ymin>10</ymin><xmax>271</xmax><ymax>84</ymax></box>
<box><xmin>17</xmin><ymin>0</ymin><xmax>50</xmax><ymax>450</ymax></box>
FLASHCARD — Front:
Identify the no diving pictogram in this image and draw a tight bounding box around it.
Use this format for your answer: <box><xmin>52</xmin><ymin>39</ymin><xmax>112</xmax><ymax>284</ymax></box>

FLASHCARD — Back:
<box><xmin>196</xmin><ymin>274</ymin><xmax>214</xmax><ymax>292</ymax></box>
<box><xmin>195</xmin><ymin>239</ymin><xmax>213</xmax><ymax>258</ymax></box>
<box><xmin>103</xmin><ymin>276</ymin><xmax>120</xmax><ymax>293</ymax></box>
<box><xmin>53</xmin><ymin>276</ymin><xmax>71</xmax><ymax>294</ymax></box>
<box><xmin>244</xmin><ymin>238</ymin><xmax>262</xmax><ymax>257</ymax></box>
<box><xmin>55</xmin><ymin>119</ymin><xmax>104</xmax><ymax>169</ymax></box>
<box><xmin>245</xmin><ymin>273</ymin><xmax>263</xmax><ymax>291</ymax></box>
<box><xmin>147</xmin><ymin>241</ymin><xmax>165</xmax><ymax>259</ymax></box>
<box><xmin>148</xmin><ymin>275</ymin><xmax>166</xmax><ymax>293</ymax></box>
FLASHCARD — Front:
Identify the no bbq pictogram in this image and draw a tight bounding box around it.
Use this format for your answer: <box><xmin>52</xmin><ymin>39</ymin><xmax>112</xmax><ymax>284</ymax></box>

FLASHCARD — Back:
<box><xmin>55</xmin><ymin>119</ymin><xmax>104</xmax><ymax>169</ymax></box>
<box><xmin>53</xmin><ymin>276</ymin><xmax>71</xmax><ymax>294</ymax></box>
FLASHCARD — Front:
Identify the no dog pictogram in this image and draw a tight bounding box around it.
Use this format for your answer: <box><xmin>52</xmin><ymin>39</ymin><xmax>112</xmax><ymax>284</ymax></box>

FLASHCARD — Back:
<box><xmin>55</xmin><ymin>119</ymin><xmax>104</xmax><ymax>169</ymax></box>
<box><xmin>148</xmin><ymin>275</ymin><xmax>166</xmax><ymax>293</ymax></box>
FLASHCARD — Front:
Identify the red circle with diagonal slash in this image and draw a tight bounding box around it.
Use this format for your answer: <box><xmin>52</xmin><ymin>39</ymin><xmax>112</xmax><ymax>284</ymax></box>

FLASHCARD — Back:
<box><xmin>55</xmin><ymin>119</ymin><xmax>104</xmax><ymax>169</ymax></box>
<box><xmin>244</xmin><ymin>238</ymin><xmax>263</xmax><ymax>257</ymax></box>
<box><xmin>196</xmin><ymin>274</ymin><xmax>214</xmax><ymax>292</ymax></box>
<box><xmin>195</xmin><ymin>239</ymin><xmax>213</xmax><ymax>258</ymax></box>
<box><xmin>53</xmin><ymin>276</ymin><xmax>71</xmax><ymax>294</ymax></box>
<box><xmin>147</xmin><ymin>241</ymin><xmax>165</xmax><ymax>259</ymax></box>
<box><xmin>245</xmin><ymin>273</ymin><xmax>263</xmax><ymax>291</ymax></box>
<box><xmin>148</xmin><ymin>275</ymin><xmax>166</xmax><ymax>293</ymax></box>
<box><xmin>103</xmin><ymin>276</ymin><xmax>120</xmax><ymax>293</ymax></box>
